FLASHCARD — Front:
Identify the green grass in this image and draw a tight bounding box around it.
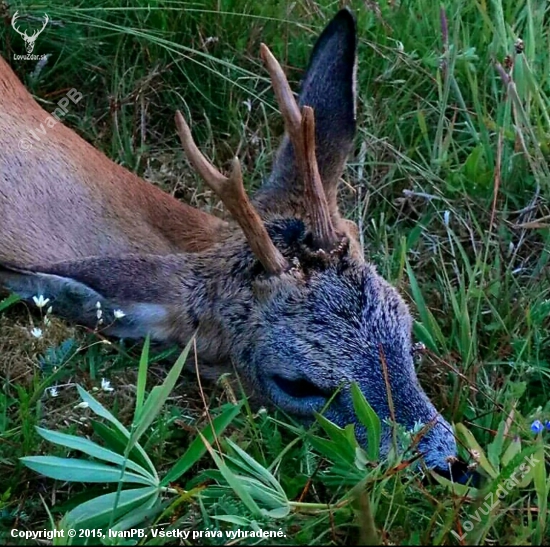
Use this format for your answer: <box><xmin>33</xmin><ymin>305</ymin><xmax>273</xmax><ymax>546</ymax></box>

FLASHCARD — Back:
<box><xmin>1</xmin><ymin>0</ymin><xmax>549</xmax><ymax>544</ymax></box>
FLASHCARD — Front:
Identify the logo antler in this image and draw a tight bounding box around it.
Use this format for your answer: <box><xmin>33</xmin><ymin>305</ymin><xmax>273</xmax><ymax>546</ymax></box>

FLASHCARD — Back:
<box><xmin>11</xmin><ymin>11</ymin><xmax>49</xmax><ymax>54</ymax></box>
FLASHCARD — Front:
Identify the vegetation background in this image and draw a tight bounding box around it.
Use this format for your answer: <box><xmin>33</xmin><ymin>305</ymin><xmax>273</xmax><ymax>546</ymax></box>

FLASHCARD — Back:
<box><xmin>0</xmin><ymin>0</ymin><xmax>549</xmax><ymax>544</ymax></box>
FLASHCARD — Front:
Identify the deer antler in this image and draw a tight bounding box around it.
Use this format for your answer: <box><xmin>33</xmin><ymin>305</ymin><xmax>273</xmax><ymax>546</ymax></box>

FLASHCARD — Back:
<box><xmin>27</xmin><ymin>14</ymin><xmax>49</xmax><ymax>39</ymax></box>
<box><xmin>175</xmin><ymin>111</ymin><xmax>288</xmax><ymax>275</ymax></box>
<box><xmin>260</xmin><ymin>44</ymin><xmax>341</xmax><ymax>252</ymax></box>
<box><xmin>11</xmin><ymin>12</ymin><xmax>25</xmax><ymax>37</ymax></box>
<box><xmin>300</xmin><ymin>106</ymin><xmax>340</xmax><ymax>251</ymax></box>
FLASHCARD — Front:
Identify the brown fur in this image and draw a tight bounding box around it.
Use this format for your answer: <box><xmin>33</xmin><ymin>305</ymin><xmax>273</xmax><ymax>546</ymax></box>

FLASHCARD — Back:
<box><xmin>0</xmin><ymin>55</ymin><xmax>227</xmax><ymax>265</ymax></box>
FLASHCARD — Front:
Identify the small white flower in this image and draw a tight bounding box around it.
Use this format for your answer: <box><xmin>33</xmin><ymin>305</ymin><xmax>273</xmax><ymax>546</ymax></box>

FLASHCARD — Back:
<box><xmin>46</xmin><ymin>306</ymin><xmax>53</xmax><ymax>315</ymax></box>
<box><xmin>96</xmin><ymin>308</ymin><xmax>103</xmax><ymax>320</ymax></box>
<box><xmin>101</xmin><ymin>378</ymin><xmax>114</xmax><ymax>392</ymax></box>
<box><xmin>113</xmin><ymin>309</ymin><xmax>126</xmax><ymax>319</ymax></box>
<box><xmin>48</xmin><ymin>386</ymin><xmax>59</xmax><ymax>397</ymax></box>
<box><xmin>30</xmin><ymin>327</ymin><xmax>43</xmax><ymax>338</ymax></box>
<box><xmin>33</xmin><ymin>295</ymin><xmax>50</xmax><ymax>309</ymax></box>
<box><xmin>443</xmin><ymin>210</ymin><xmax>451</xmax><ymax>227</ymax></box>
<box><xmin>204</xmin><ymin>36</ymin><xmax>218</xmax><ymax>46</ymax></box>
<box><xmin>43</xmin><ymin>316</ymin><xmax>51</xmax><ymax>327</ymax></box>
<box><xmin>96</xmin><ymin>301</ymin><xmax>102</xmax><ymax>309</ymax></box>
<box><xmin>74</xmin><ymin>402</ymin><xmax>89</xmax><ymax>409</ymax></box>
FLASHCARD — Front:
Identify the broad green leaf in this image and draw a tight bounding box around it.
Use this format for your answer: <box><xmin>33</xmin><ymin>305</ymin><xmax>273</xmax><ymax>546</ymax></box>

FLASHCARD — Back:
<box><xmin>235</xmin><ymin>475</ymin><xmax>288</xmax><ymax>510</ymax></box>
<box><xmin>161</xmin><ymin>402</ymin><xmax>242</xmax><ymax>486</ymax></box>
<box><xmin>455</xmin><ymin>423</ymin><xmax>497</xmax><ymax>478</ymax></box>
<box><xmin>486</xmin><ymin>444</ymin><xmax>540</xmax><ymax>497</ymax></box>
<box><xmin>110</xmin><ymin>495</ymin><xmax>161</xmax><ymax>532</ymax></box>
<box><xmin>62</xmin><ymin>487</ymin><xmax>158</xmax><ymax>530</ymax></box>
<box><xmin>501</xmin><ymin>436</ymin><xmax>521</xmax><ymax>467</ymax></box>
<box><xmin>35</xmin><ymin>427</ymin><xmax>155</xmax><ymax>482</ymax></box>
<box><xmin>20</xmin><ymin>456</ymin><xmax>154</xmax><ymax>485</ymax></box>
<box><xmin>225</xmin><ymin>438</ymin><xmax>286</xmax><ymax>495</ymax></box>
<box><xmin>90</xmin><ymin>420</ymin><xmax>152</xmax><ymax>473</ymax></box>
<box><xmin>313</xmin><ymin>413</ymin><xmax>356</xmax><ymax>464</ymax></box>
<box><xmin>76</xmin><ymin>385</ymin><xmax>157</xmax><ymax>479</ymax></box>
<box><xmin>412</xmin><ymin>321</ymin><xmax>438</xmax><ymax>353</ymax></box>
<box><xmin>77</xmin><ymin>384</ymin><xmax>129</xmax><ymax>435</ymax></box>
<box><xmin>343</xmin><ymin>423</ymin><xmax>358</xmax><ymax>447</ymax></box>
<box><xmin>264</xmin><ymin>505</ymin><xmax>291</xmax><ymax>518</ymax></box>
<box><xmin>531</xmin><ymin>441</ymin><xmax>547</xmax><ymax>544</ymax></box>
<box><xmin>0</xmin><ymin>293</ymin><xmax>20</xmax><ymax>313</ymax></box>
<box><xmin>350</xmin><ymin>382</ymin><xmax>381</xmax><ymax>461</ymax></box>
<box><xmin>198</xmin><ymin>431</ymin><xmax>262</xmax><ymax>517</ymax></box>
<box><xmin>355</xmin><ymin>446</ymin><xmax>369</xmax><ymax>470</ymax></box>
<box><xmin>129</xmin><ymin>336</ymin><xmax>195</xmax><ymax>449</ymax></box>
<box><xmin>429</xmin><ymin>470</ymin><xmax>480</xmax><ymax>497</ymax></box>
<box><xmin>308</xmin><ymin>435</ymin><xmax>354</xmax><ymax>466</ymax></box>
<box><xmin>487</xmin><ymin>419</ymin><xmax>506</xmax><ymax>471</ymax></box>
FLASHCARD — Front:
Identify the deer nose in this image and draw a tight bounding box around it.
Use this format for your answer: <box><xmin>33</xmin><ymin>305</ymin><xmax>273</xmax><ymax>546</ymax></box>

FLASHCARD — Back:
<box><xmin>429</xmin><ymin>458</ymin><xmax>482</xmax><ymax>487</ymax></box>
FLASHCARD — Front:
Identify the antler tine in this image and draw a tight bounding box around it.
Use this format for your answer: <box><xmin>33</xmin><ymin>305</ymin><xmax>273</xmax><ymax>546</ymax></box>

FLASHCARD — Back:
<box><xmin>259</xmin><ymin>44</ymin><xmax>303</xmax><ymax>151</ymax></box>
<box><xmin>301</xmin><ymin>106</ymin><xmax>340</xmax><ymax>250</ymax></box>
<box><xmin>260</xmin><ymin>44</ymin><xmax>340</xmax><ymax>251</ymax></box>
<box><xmin>11</xmin><ymin>12</ymin><xmax>22</xmax><ymax>33</ymax></box>
<box><xmin>175</xmin><ymin>110</ymin><xmax>288</xmax><ymax>275</ymax></box>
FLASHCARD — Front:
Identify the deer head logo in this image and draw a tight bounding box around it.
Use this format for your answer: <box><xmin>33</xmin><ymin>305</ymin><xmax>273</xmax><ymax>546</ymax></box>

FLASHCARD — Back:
<box><xmin>11</xmin><ymin>12</ymin><xmax>49</xmax><ymax>54</ymax></box>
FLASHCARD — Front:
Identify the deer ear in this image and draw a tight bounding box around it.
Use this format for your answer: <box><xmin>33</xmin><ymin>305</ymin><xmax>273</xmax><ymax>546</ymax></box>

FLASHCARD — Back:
<box><xmin>256</xmin><ymin>8</ymin><xmax>358</xmax><ymax>218</ymax></box>
<box><xmin>0</xmin><ymin>255</ymin><xmax>185</xmax><ymax>342</ymax></box>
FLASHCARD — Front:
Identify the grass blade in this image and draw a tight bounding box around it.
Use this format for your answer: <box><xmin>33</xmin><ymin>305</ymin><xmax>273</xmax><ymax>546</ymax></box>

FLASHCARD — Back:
<box><xmin>133</xmin><ymin>334</ymin><xmax>150</xmax><ymax>422</ymax></box>
<box><xmin>129</xmin><ymin>335</ymin><xmax>195</xmax><ymax>449</ymax></box>
<box><xmin>76</xmin><ymin>385</ymin><xmax>157</xmax><ymax>479</ymax></box>
<box><xmin>161</xmin><ymin>402</ymin><xmax>242</xmax><ymax>486</ymax></box>
<box><xmin>90</xmin><ymin>420</ymin><xmax>153</xmax><ymax>473</ymax></box>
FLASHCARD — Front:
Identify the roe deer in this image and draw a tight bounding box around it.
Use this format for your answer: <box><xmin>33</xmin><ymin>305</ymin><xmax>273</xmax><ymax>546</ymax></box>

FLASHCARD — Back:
<box><xmin>0</xmin><ymin>8</ymin><xmax>473</xmax><ymax>482</ymax></box>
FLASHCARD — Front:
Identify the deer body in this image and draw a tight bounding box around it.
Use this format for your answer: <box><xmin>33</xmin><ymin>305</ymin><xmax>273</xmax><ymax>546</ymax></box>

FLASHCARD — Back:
<box><xmin>0</xmin><ymin>54</ymin><xmax>226</xmax><ymax>264</ymax></box>
<box><xmin>0</xmin><ymin>9</ymin><xmax>471</xmax><ymax>481</ymax></box>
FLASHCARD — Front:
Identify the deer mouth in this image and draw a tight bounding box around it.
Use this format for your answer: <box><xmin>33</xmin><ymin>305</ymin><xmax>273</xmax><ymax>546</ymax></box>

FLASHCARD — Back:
<box><xmin>263</xmin><ymin>373</ymin><xmax>335</xmax><ymax>417</ymax></box>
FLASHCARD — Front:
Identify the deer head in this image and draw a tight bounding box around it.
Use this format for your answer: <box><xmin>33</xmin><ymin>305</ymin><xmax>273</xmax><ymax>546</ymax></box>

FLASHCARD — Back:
<box><xmin>11</xmin><ymin>12</ymin><xmax>49</xmax><ymax>54</ymax></box>
<box><xmin>0</xmin><ymin>9</ymin><xmax>473</xmax><ymax>482</ymax></box>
